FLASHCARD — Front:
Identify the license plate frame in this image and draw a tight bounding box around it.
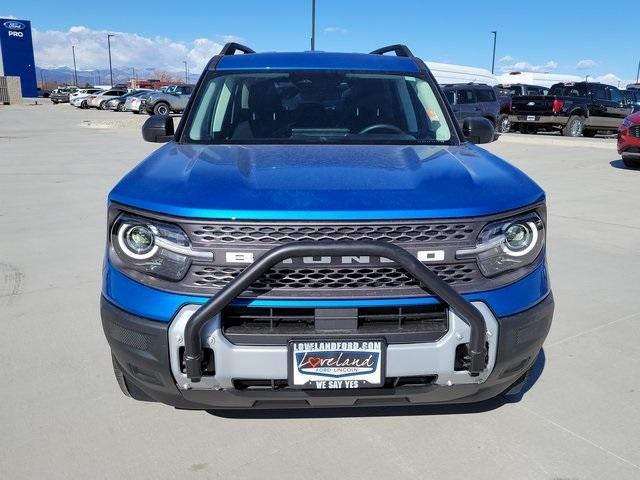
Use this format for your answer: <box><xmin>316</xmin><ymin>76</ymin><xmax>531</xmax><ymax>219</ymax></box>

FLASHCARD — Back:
<box><xmin>526</xmin><ymin>115</ymin><xmax>537</xmax><ymax>121</ymax></box>
<box><xmin>287</xmin><ymin>338</ymin><xmax>386</xmax><ymax>390</ymax></box>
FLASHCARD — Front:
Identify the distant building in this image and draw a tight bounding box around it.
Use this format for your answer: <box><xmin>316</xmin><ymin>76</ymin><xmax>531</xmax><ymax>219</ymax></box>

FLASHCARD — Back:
<box><xmin>427</xmin><ymin>61</ymin><xmax>498</xmax><ymax>86</ymax></box>
<box><xmin>497</xmin><ymin>71</ymin><xmax>582</xmax><ymax>88</ymax></box>
<box><xmin>129</xmin><ymin>78</ymin><xmax>176</xmax><ymax>89</ymax></box>
<box><xmin>0</xmin><ymin>18</ymin><xmax>38</xmax><ymax>97</ymax></box>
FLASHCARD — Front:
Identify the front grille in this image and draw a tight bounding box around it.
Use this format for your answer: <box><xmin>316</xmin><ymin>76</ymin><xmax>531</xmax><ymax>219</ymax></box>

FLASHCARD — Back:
<box><xmin>222</xmin><ymin>304</ymin><xmax>448</xmax><ymax>345</ymax></box>
<box><xmin>188</xmin><ymin>263</ymin><xmax>479</xmax><ymax>292</ymax></box>
<box><xmin>184</xmin><ymin>221</ymin><xmax>478</xmax><ymax>245</ymax></box>
<box><xmin>630</xmin><ymin>125</ymin><xmax>640</xmax><ymax>138</ymax></box>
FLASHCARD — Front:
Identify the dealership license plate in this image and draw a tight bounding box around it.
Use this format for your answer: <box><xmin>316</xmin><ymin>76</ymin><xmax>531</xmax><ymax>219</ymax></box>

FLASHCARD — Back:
<box><xmin>526</xmin><ymin>115</ymin><xmax>537</xmax><ymax>121</ymax></box>
<box><xmin>289</xmin><ymin>339</ymin><xmax>385</xmax><ymax>389</ymax></box>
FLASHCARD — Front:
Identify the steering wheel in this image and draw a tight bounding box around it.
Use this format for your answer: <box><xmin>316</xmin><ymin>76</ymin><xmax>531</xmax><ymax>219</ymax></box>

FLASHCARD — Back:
<box><xmin>358</xmin><ymin>124</ymin><xmax>405</xmax><ymax>135</ymax></box>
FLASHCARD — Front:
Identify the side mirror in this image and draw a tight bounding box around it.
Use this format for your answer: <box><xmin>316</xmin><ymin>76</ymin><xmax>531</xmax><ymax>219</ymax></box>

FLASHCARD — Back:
<box><xmin>462</xmin><ymin>117</ymin><xmax>495</xmax><ymax>144</ymax></box>
<box><xmin>142</xmin><ymin>115</ymin><xmax>174</xmax><ymax>143</ymax></box>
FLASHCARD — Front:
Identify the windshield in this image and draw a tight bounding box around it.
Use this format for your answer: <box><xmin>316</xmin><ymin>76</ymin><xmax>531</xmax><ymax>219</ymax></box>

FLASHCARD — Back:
<box><xmin>186</xmin><ymin>71</ymin><xmax>453</xmax><ymax>144</ymax></box>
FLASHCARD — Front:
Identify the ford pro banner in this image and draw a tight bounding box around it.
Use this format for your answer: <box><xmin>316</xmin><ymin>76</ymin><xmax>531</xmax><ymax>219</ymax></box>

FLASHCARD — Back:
<box><xmin>0</xmin><ymin>18</ymin><xmax>38</xmax><ymax>97</ymax></box>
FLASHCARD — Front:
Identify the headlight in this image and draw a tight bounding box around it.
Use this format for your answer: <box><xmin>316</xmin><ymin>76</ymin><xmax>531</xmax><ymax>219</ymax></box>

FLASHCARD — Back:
<box><xmin>110</xmin><ymin>213</ymin><xmax>200</xmax><ymax>281</ymax></box>
<box><xmin>457</xmin><ymin>211</ymin><xmax>545</xmax><ymax>277</ymax></box>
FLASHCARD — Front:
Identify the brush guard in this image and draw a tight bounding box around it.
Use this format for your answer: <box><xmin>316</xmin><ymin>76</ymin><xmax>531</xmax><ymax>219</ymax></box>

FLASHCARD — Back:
<box><xmin>183</xmin><ymin>241</ymin><xmax>488</xmax><ymax>382</ymax></box>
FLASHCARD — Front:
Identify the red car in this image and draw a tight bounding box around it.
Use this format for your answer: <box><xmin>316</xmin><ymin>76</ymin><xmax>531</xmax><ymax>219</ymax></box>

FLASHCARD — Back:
<box><xmin>618</xmin><ymin>111</ymin><xmax>640</xmax><ymax>167</ymax></box>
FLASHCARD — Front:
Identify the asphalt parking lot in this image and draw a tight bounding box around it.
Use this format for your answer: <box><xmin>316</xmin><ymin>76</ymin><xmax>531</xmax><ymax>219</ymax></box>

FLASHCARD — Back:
<box><xmin>1</xmin><ymin>102</ymin><xmax>639</xmax><ymax>480</ymax></box>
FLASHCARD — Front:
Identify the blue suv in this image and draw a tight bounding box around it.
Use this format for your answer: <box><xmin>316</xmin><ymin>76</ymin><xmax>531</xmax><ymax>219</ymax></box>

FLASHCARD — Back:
<box><xmin>101</xmin><ymin>44</ymin><xmax>553</xmax><ymax>410</ymax></box>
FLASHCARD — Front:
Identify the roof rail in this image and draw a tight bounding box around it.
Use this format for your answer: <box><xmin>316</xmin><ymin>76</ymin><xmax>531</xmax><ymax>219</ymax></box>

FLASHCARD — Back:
<box><xmin>219</xmin><ymin>42</ymin><xmax>255</xmax><ymax>56</ymax></box>
<box><xmin>370</xmin><ymin>44</ymin><xmax>414</xmax><ymax>58</ymax></box>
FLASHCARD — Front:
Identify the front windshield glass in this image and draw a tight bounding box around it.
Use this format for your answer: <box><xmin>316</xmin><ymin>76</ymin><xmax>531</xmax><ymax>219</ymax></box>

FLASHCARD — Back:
<box><xmin>186</xmin><ymin>71</ymin><xmax>453</xmax><ymax>144</ymax></box>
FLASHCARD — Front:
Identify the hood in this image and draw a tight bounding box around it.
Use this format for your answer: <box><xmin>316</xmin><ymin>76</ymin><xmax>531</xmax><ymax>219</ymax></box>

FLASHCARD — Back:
<box><xmin>109</xmin><ymin>143</ymin><xmax>544</xmax><ymax>220</ymax></box>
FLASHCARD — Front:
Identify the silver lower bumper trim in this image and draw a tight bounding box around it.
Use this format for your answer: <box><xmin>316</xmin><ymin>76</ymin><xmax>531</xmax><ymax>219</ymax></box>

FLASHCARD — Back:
<box><xmin>168</xmin><ymin>302</ymin><xmax>498</xmax><ymax>391</ymax></box>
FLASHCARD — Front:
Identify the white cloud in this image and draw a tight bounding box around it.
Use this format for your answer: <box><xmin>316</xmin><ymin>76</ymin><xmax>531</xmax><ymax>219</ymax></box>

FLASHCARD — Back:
<box><xmin>593</xmin><ymin>73</ymin><xmax>634</xmax><ymax>87</ymax></box>
<box><xmin>0</xmin><ymin>14</ymin><xmax>18</xmax><ymax>19</ymax></box>
<box><xmin>323</xmin><ymin>26</ymin><xmax>348</xmax><ymax>34</ymax></box>
<box><xmin>498</xmin><ymin>55</ymin><xmax>515</xmax><ymax>64</ymax></box>
<box><xmin>576</xmin><ymin>59</ymin><xmax>598</xmax><ymax>70</ymax></box>
<box><xmin>32</xmin><ymin>25</ymin><xmax>242</xmax><ymax>72</ymax></box>
<box><xmin>500</xmin><ymin>59</ymin><xmax>558</xmax><ymax>73</ymax></box>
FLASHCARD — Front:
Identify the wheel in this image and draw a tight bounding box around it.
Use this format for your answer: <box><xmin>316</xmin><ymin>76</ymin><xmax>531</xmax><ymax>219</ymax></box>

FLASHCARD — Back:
<box><xmin>622</xmin><ymin>156</ymin><xmax>640</xmax><ymax>168</ymax></box>
<box><xmin>153</xmin><ymin>102</ymin><xmax>170</xmax><ymax>115</ymax></box>
<box><xmin>582</xmin><ymin>129</ymin><xmax>597</xmax><ymax>138</ymax></box>
<box><xmin>80</xmin><ymin>100</ymin><xmax>87</xmax><ymax>109</ymax></box>
<box><xmin>496</xmin><ymin>114</ymin><xmax>511</xmax><ymax>134</ymax></box>
<box><xmin>116</xmin><ymin>102</ymin><xmax>125</xmax><ymax>112</ymax></box>
<box><xmin>99</xmin><ymin>100</ymin><xmax>109</xmax><ymax>110</ymax></box>
<box><xmin>562</xmin><ymin>115</ymin><xmax>585</xmax><ymax>137</ymax></box>
<box><xmin>51</xmin><ymin>100</ymin><xmax>58</xmax><ymax>104</ymax></box>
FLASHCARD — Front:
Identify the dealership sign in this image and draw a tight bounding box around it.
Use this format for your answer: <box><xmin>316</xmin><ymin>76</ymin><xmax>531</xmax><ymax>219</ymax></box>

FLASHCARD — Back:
<box><xmin>4</xmin><ymin>21</ymin><xmax>26</xmax><ymax>38</ymax></box>
<box><xmin>0</xmin><ymin>18</ymin><xmax>38</xmax><ymax>97</ymax></box>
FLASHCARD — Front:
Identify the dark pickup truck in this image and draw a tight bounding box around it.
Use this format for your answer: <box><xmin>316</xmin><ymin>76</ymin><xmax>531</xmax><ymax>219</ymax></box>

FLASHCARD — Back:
<box><xmin>509</xmin><ymin>82</ymin><xmax>633</xmax><ymax>137</ymax></box>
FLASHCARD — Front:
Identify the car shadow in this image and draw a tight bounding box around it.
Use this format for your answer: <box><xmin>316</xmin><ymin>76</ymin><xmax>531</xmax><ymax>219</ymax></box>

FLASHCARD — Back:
<box><xmin>207</xmin><ymin>350</ymin><xmax>546</xmax><ymax>420</ymax></box>
<box><xmin>610</xmin><ymin>159</ymin><xmax>640</xmax><ymax>170</ymax></box>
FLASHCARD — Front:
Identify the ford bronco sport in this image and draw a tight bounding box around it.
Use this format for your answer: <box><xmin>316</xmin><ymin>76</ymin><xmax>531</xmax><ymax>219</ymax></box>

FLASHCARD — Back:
<box><xmin>101</xmin><ymin>43</ymin><xmax>554</xmax><ymax>410</ymax></box>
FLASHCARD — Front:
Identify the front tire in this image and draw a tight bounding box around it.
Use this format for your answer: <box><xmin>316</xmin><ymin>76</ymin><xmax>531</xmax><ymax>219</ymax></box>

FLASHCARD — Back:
<box><xmin>99</xmin><ymin>100</ymin><xmax>109</xmax><ymax>110</ymax></box>
<box><xmin>496</xmin><ymin>114</ymin><xmax>511</xmax><ymax>134</ymax></box>
<box><xmin>153</xmin><ymin>102</ymin><xmax>170</xmax><ymax>115</ymax></box>
<box><xmin>562</xmin><ymin>115</ymin><xmax>585</xmax><ymax>137</ymax></box>
<box><xmin>116</xmin><ymin>102</ymin><xmax>125</xmax><ymax>112</ymax></box>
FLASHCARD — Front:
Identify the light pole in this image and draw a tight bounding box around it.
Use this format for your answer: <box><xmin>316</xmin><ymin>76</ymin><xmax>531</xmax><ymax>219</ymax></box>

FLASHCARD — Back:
<box><xmin>490</xmin><ymin>31</ymin><xmax>497</xmax><ymax>74</ymax></box>
<box><xmin>71</xmin><ymin>45</ymin><xmax>78</xmax><ymax>86</ymax></box>
<box><xmin>636</xmin><ymin>59</ymin><xmax>639</xmax><ymax>84</ymax></box>
<box><xmin>183</xmin><ymin>60</ymin><xmax>189</xmax><ymax>84</ymax></box>
<box><xmin>131</xmin><ymin>67</ymin><xmax>136</xmax><ymax>88</ymax></box>
<box><xmin>310</xmin><ymin>0</ymin><xmax>316</xmax><ymax>51</ymax></box>
<box><xmin>107</xmin><ymin>34</ymin><xmax>115</xmax><ymax>86</ymax></box>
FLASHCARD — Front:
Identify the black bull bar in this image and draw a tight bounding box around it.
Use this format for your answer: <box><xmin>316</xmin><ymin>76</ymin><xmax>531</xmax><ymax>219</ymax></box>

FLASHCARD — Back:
<box><xmin>183</xmin><ymin>241</ymin><xmax>488</xmax><ymax>381</ymax></box>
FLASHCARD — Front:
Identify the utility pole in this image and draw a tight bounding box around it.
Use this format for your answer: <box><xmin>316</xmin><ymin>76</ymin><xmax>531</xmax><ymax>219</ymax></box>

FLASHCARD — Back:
<box><xmin>183</xmin><ymin>60</ymin><xmax>188</xmax><ymax>84</ymax></box>
<box><xmin>107</xmin><ymin>34</ymin><xmax>115</xmax><ymax>86</ymax></box>
<box><xmin>636</xmin><ymin>59</ymin><xmax>640</xmax><ymax>84</ymax></box>
<box><xmin>131</xmin><ymin>67</ymin><xmax>136</xmax><ymax>88</ymax></box>
<box><xmin>311</xmin><ymin>0</ymin><xmax>316</xmax><ymax>51</ymax></box>
<box><xmin>72</xmin><ymin>45</ymin><xmax>78</xmax><ymax>86</ymax></box>
<box><xmin>40</xmin><ymin>69</ymin><xmax>45</xmax><ymax>89</ymax></box>
<box><xmin>490</xmin><ymin>31</ymin><xmax>497</xmax><ymax>74</ymax></box>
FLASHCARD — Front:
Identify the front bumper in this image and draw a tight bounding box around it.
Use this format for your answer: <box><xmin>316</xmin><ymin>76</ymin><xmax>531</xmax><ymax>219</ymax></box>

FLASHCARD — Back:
<box><xmin>101</xmin><ymin>292</ymin><xmax>553</xmax><ymax>409</ymax></box>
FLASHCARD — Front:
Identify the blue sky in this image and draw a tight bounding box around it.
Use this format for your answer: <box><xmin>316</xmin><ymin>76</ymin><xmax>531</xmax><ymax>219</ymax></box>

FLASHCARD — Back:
<box><xmin>2</xmin><ymin>0</ymin><xmax>638</xmax><ymax>84</ymax></box>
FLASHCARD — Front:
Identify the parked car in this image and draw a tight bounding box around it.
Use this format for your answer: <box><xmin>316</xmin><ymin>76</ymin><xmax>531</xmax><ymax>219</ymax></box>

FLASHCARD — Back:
<box><xmin>69</xmin><ymin>88</ymin><xmax>104</xmax><ymax>107</ymax></box>
<box><xmin>618</xmin><ymin>112</ymin><xmax>640</xmax><ymax>167</ymax></box>
<box><xmin>442</xmin><ymin>83</ymin><xmax>500</xmax><ymax>130</ymax></box>
<box><xmin>105</xmin><ymin>90</ymin><xmax>153</xmax><ymax>112</ymax></box>
<box><xmin>497</xmin><ymin>84</ymin><xmax>548</xmax><ymax>97</ymax></box>
<box><xmin>125</xmin><ymin>91</ymin><xmax>154</xmax><ymax>113</ymax></box>
<box><xmin>87</xmin><ymin>88</ymin><xmax>128</xmax><ymax>109</ymax></box>
<box><xmin>142</xmin><ymin>84</ymin><xmax>194</xmax><ymax>115</ymax></box>
<box><xmin>101</xmin><ymin>43</ymin><xmax>553</xmax><ymax>411</ymax></box>
<box><xmin>50</xmin><ymin>87</ymin><xmax>78</xmax><ymax>104</ymax></box>
<box><xmin>37</xmin><ymin>88</ymin><xmax>51</xmax><ymax>98</ymax></box>
<box><xmin>510</xmin><ymin>82</ymin><xmax>634</xmax><ymax>137</ymax></box>
<box><xmin>622</xmin><ymin>90</ymin><xmax>640</xmax><ymax>113</ymax></box>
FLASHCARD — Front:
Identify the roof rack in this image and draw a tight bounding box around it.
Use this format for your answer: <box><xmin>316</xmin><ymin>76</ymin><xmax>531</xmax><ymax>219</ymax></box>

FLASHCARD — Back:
<box><xmin>370</xmin><ymin>44</ymin><xmax>414</xmax><ymax>58</ymax></box>
<box><xmin>219</xmin><ymin>42</ymin><xmax>255</xmax><ymax>56</ymax></box>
